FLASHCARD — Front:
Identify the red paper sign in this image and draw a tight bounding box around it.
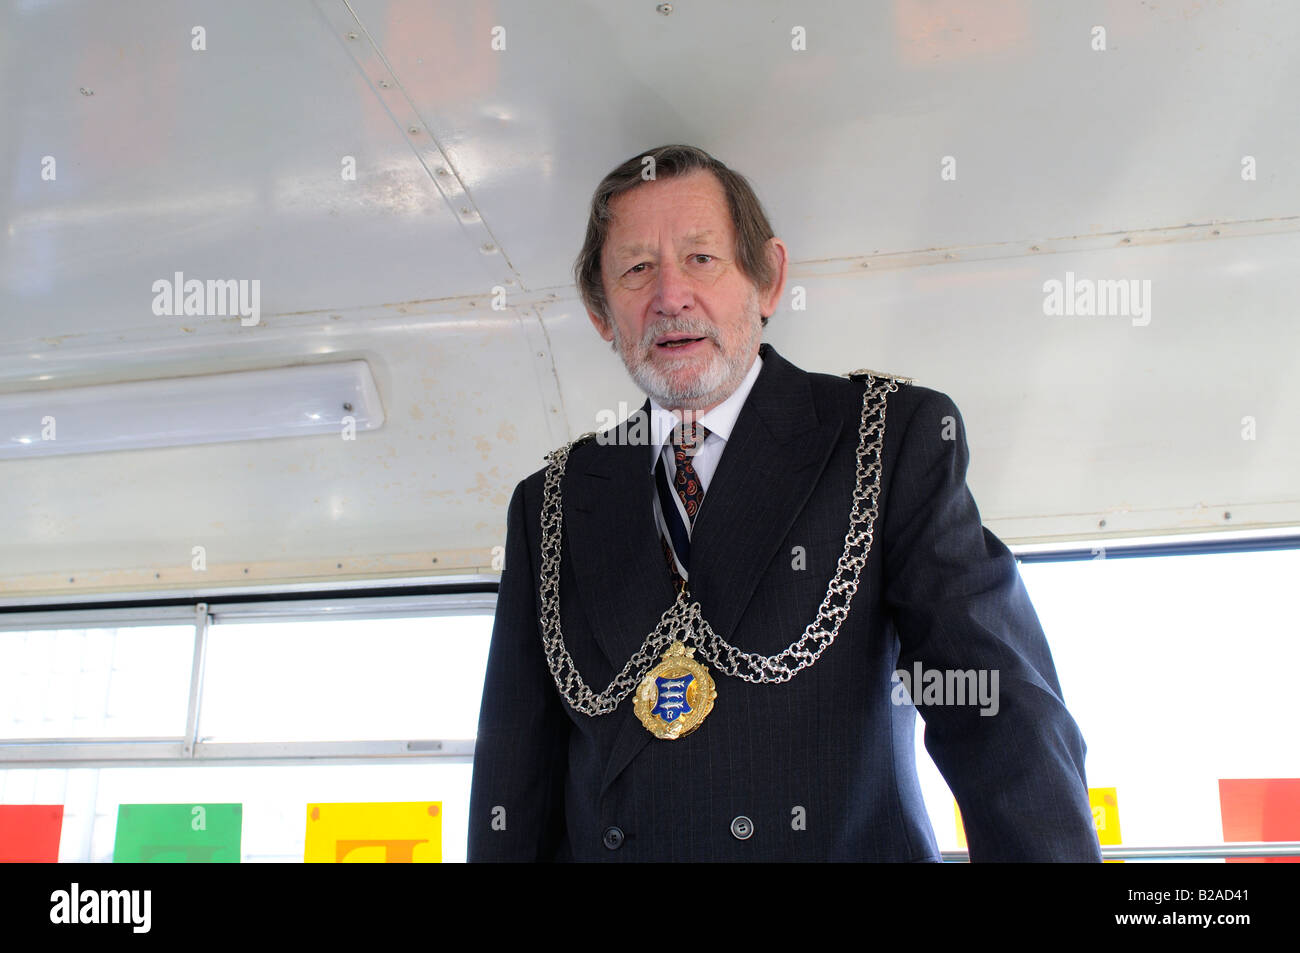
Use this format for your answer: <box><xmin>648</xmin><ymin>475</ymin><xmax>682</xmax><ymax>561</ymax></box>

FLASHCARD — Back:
<box><xmin>1219</xmin><ymin>778</ymin><xmax>1300</xmax><ymax>864</ymax></box>
<box><xmin>0</xmin><ymin>805</ymin><xmax>65</xmax><ymax>862</ymax></box>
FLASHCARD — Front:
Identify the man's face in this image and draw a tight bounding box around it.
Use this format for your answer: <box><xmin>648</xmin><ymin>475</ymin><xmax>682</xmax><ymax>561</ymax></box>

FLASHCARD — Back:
<box><xmin>588</xmin><ymin>170</ymin><xmax>784</xmax><ymax>412</ymax></box>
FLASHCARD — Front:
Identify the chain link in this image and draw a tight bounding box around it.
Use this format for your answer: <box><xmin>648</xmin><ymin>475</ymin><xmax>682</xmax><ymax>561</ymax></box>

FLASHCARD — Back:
<box><xmin>538</xmin><ymin>376</ymin><xmax>898</xmax><ymax>714</ymax></box>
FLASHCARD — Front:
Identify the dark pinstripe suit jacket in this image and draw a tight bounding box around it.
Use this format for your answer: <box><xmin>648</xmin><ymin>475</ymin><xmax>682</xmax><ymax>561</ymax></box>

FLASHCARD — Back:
<box><xmin>468</xmin><ymin>343</ymin><xmax>1101</xmax><ymax>862</ymax></box>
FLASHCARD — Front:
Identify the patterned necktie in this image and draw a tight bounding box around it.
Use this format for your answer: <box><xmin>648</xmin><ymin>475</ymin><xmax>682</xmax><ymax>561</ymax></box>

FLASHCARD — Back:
<box><xmin>656</xmin><ymin>421</ymin><xmax>710</xmax><ymax>583</ymax></box>
<box><xmin>671</xmin><ymin>421</ymin><xmax>709</xmax><ymax>525</ymax></box>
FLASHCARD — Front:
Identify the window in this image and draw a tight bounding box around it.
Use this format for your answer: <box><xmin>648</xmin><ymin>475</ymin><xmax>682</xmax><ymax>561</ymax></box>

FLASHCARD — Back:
<box><xmin>911</xmin><ymin>541</ymin><xmax>1300</xmax><ymax>860</ymax></box>
<box><xmin>0</xmin><ymin>593</ymin><xmax>493</xmax><ymax>863</ymax></box>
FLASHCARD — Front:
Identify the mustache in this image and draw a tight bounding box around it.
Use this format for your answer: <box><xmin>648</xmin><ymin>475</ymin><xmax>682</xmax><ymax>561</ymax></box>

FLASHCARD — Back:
<box><xmin>640</xmin><ymin>319</ymin><xmax>719</xmax><ymax>348</ymax></box>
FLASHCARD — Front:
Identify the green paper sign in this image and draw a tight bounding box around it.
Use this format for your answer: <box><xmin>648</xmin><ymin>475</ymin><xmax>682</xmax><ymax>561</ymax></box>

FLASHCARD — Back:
<box><xmin>113</xmin><ymin>803</ymin><xmax>242</xmax><ymax>863</ymax></box>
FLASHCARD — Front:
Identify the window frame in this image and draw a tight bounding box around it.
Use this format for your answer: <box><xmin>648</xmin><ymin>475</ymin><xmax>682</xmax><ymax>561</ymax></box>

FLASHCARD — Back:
<box><xmin>0</xmin><ymin>581</ymin><xmax>497</xmax><ymax>769</ymax></box>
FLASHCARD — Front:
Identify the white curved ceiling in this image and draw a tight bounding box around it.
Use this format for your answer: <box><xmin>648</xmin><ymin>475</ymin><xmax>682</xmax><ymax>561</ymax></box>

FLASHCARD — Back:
<box><xmin>1</xmin><ymin>0</ymin><xmax>1297</xmax><ymax>598</ymax></box>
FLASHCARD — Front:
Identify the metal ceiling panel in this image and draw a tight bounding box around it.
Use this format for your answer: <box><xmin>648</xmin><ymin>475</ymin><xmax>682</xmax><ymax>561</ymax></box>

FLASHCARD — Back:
<box><xmin>1</xmin><ymin>0</ymin><xmax>1297</xmax><ymax>597</ymax></box>
<box><xmin>348</xmin><ymin>0</ymin><xmax>1300</xmax><ymax>290</ymax></box>
<box><xmin>0</xmin><ymin>0</ymin><xmax>506</xmax><ymax>343</ymax></box>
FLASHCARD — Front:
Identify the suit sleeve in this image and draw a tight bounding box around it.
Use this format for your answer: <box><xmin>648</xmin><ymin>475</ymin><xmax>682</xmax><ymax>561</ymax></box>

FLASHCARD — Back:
<box><xmin>881</xmin><ymin>389</ymin><xmax>1101</xmax><ymax>862</ymax></box>
<box><xmin>467</xmin><ymin>478</ymin><xmax>569</xmax><ymax>861</ymax></box>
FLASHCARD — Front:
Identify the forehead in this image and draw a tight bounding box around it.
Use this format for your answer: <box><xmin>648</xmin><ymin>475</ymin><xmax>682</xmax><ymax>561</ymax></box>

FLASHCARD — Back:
<box><xmin>604</xmin><ymin>170</ymin><xmax>734</xmax><ymax>257</ymax></box>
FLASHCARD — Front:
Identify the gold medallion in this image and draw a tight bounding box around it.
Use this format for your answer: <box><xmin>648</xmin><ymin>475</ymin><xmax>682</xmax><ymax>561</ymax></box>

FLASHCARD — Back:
<box><xmin>633</xmin><ymin>641</ymin><xmax>717</xmax><ymax>740</ymax></box>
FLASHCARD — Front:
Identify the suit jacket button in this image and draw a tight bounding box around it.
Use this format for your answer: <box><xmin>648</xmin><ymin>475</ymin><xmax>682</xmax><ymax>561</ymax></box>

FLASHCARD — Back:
<box><xmin>730</xmin><ymin>815</ymin><xmax>754</xmax><ymax>840</ymax></box>
<box><xmin>602</xmin><ymin>826</ymin><xmax>625</xmax><ymax>850</ymax></box>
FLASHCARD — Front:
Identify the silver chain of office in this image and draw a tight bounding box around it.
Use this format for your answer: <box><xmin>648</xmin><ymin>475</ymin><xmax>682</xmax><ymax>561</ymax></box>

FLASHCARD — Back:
<box><xmin>537</xmin><ymin>375</ymin><xmax>899</xmax><ymax>716</ymax></box>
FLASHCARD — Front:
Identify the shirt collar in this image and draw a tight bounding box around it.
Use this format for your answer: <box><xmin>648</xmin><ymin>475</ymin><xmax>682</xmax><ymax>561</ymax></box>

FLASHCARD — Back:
<box><xmin>648</xmin><ymin>351</ymin><xmax>763</xmax><ymax>469</ymax></box>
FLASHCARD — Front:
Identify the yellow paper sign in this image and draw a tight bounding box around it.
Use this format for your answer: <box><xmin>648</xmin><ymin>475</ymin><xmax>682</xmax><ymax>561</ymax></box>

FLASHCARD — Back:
<box><xmin>1090</xmin><ymin>786</ymin><xmax>1122</xmax><ymax>845</ymax></box>
<box><xmin>304</xmin><ymin>802</ymin><xmax>442</xmax><ymax>863</ymax></box>
<box><xmin>954</xmin><ymin>787</ymin><xmax>1120</xmax><ymax>855</ymax></box>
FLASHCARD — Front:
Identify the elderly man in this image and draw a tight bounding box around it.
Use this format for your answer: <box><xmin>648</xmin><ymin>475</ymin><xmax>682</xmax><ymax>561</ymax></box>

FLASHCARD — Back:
<box><xmin>468</xmin><ymin>144</ymin><xmax>1101</xmax><ymax>862</ymax></box>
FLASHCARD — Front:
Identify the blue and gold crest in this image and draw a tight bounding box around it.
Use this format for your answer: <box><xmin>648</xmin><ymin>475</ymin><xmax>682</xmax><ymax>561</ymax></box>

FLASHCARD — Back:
<box><xmin>634</xmin><ymin>642</ymin><xmax>717</xmax><ymax>739</ymax></box>
<box><xmin>651</xmin><ymin>673</ymin><xmax>693</xmax><ymax>722</ymax></box>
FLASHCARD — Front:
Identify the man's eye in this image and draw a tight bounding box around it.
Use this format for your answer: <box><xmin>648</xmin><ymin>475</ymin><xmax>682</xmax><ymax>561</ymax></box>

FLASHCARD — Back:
<box><xmin>692</xmin><ymin>255</ymin><xmax>714</xmax><ymax>264</ymax></box>
<box><xmin>625</xmin><ymin>263</ymin><xmax>649</xmax><ymax>276</ymax></box>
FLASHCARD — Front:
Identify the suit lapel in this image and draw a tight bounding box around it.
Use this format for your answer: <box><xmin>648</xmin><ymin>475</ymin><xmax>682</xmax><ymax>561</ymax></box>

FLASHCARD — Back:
<box><xmin>578</xmin><ymin>344</ymin><xmax>842</xmax><ymax>794</ymax></box>
<box><xmin>689</xmin><ymin>345</ymin><xmax>843</xmax><ymax>643</ymax></box>
<box><xmin>566</xmin><ymin>411</ymin><xmax>678</xmax><ymax>676</ymax></box>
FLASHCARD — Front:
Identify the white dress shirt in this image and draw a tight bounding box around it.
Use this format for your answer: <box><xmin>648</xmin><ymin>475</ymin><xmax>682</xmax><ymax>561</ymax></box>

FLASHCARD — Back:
<box><xmin>648</xmin><ymin>352</ymin><xmax>763</xmax><ymax>578</ymax></box>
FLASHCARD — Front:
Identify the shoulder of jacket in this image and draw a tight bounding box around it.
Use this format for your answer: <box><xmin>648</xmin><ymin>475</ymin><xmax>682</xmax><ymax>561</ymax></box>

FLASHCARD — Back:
<box><xmin>802</xmin><ymin>364</ymin><xmax>916</xmax><ymax>408</ymax></box>
<box><xmin>841</xmin><ymin>366</ymin><xmax>916</xmax><ymax>386</ymax></box>
<box><xmin>542</xmin><ymin>429</ymin><xmax>599</xmax><ymax>464</ymax></box>
<box><xmin>804</xmin><ymin>367</ymin><xmax>959</xmax><ymax>439</ymax></box>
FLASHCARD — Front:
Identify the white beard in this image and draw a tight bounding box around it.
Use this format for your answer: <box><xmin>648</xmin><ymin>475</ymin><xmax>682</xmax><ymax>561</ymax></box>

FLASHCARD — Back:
<box><xmin>611</xmin><ymin>289</ymin><xmax>762</xmax><ymax>411</ymax></box>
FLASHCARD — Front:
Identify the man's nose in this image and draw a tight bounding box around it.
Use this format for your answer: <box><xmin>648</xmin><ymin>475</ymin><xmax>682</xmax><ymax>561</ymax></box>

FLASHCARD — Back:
<box><xmin>652</xmin><ymin>258</ymin><xmax>694</xmax><ymax>316</ymax></box>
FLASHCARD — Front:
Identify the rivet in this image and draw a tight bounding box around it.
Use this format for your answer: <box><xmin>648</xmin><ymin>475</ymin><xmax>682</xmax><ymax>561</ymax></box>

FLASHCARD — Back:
<box><xmin>346</xmin><ymin>31</ymin><xmax>358</xmax><ymax>40</ymax></box>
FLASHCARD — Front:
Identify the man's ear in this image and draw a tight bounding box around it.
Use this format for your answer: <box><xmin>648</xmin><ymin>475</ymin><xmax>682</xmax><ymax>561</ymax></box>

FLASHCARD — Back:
<box><xmin>758</xmin><ymin>237</ymin><xmax>789</xmax><ymax>317</ymax></box>
<box><xmin>586</xmin><ymin>307</ymin><xmax>615</xmax><ymax>343</ymax></box>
